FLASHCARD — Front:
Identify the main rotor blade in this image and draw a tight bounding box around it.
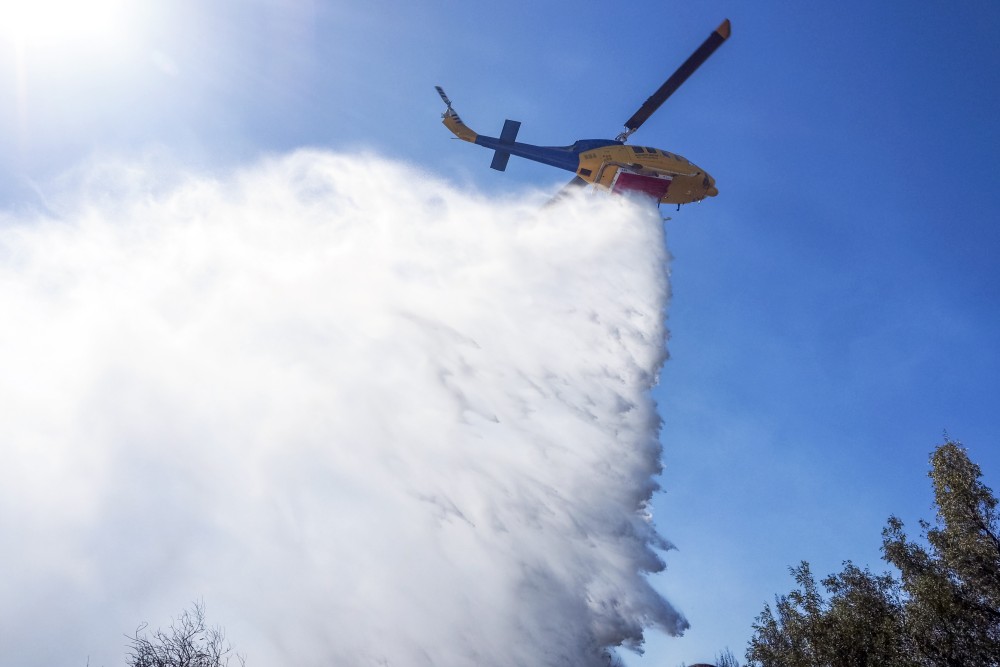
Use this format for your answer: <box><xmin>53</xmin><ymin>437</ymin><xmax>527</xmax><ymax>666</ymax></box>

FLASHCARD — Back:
<box><xmin>621</xmin><ymin>19</ymin><xmax>731</xmax><ymax>139</ymax></box>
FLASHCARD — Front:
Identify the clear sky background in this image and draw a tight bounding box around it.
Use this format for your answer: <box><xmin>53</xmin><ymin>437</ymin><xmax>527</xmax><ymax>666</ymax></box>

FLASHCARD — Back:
<box><xmin>2</xmin><ymin>1</ymin><xmax>999</xmax><ymax>665</ymax></box>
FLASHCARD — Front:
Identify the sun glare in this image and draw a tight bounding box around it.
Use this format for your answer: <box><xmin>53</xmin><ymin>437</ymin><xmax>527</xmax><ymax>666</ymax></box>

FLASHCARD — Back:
<box><xmin>0</xmin><ymin>0</ymin><xmax>127</xmax><ymax>48</ymax></box>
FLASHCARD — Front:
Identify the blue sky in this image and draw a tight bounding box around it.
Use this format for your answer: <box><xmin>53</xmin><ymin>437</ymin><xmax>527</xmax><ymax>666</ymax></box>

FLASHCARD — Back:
<box><xmin>2</xmin><ymin>1</ymin><xmax>999</xmax><ymax>665</ymax></box>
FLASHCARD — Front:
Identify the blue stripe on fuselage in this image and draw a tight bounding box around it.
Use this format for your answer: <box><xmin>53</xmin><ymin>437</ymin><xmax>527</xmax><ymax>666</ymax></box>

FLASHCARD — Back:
<box><xmin>473</xmin><ymin>137</ymin><xmax>622</xmax><ymax>173</ymax></box>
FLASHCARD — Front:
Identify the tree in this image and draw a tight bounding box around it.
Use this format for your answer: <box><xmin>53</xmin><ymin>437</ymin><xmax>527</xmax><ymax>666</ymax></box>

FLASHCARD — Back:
<box><xmin>882</xmin><ymin>441</ymin><xmax>1000</xmax><ymax>666</ymax></box>
<box><xmin>747</xmin><ymin>561</ymin><xmax>913</xmax><ymax>667</ymax></box>
<box><xmin>715</xmin><ymin>647</ymin><xmax>742</xmax><ymax>667</ymax></box>
<box><xmin>125</xmin><ymin>602</ymin><xmax>244</xmax><ymax>667</ymax></box>
<box><xmin>746</xmin><ymin>440</ymin><xmax>1000</xmax><ymax>667</ymax></box>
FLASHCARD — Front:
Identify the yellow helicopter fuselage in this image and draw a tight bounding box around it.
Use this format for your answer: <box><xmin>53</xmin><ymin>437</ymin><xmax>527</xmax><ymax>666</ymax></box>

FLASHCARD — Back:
<box><xmin>575</xmin><ymin>143</ymin><xmax>718</xmax><ymax>205</ymax></box>
<box><xmin>440</xmin><ymin>109</ymin><xmax>717</xmax><ymax>205</ymax></box>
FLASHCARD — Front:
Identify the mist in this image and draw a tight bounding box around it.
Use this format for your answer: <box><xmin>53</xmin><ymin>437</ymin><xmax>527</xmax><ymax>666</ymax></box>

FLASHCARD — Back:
<box><xmin>0</xmin><ymin>150</ymin><xmax>683</xmax><ymax>666</ymax></box>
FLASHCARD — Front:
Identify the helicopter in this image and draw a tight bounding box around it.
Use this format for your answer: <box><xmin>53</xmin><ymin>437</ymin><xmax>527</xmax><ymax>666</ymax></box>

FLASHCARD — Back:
<box><xmin>436</xmin><ymin>19</ymin><xmax>730</xmax><ymax>208</ymax></box>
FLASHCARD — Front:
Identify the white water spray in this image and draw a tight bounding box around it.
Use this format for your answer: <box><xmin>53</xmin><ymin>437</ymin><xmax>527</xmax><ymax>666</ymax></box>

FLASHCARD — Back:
<box><xmin>0</xmin><ymin>150</ymin><xmax>684</xmax><ymax>666</ymax></box>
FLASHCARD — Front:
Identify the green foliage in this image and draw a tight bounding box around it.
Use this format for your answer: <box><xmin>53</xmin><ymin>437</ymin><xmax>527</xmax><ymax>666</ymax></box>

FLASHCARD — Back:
<box><xmin>715</xmin><ymin>647</ymin><xmax>742</xmax><ymax>667</ymax></box>
<box><xmin>882</xmin><ymin>441</ymin><xmax>1000</xmax><ymax>666</ymax></box>
<box><xmin>747</xmin><ymin>440</ymin><xmax>1000</xmax><ymax>667</ymax></box>
<box><xmin>747</xmin><ymin>561</ymin><xmax>913</xmax><ymax>667</ymax></box>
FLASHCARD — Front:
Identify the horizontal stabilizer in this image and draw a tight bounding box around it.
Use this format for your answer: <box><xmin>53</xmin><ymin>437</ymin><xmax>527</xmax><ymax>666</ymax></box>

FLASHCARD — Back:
<box><xmin>499</xmin><ymin>119</ymin><xmax>520</xmax><ymax>144</ymax></box>
<box><xmin>491</xmin><ymin>151</ymin><xmax>511</xmax><ymax>172</ymax></box>
<box><xmin>490</xmin><ymin>119</ymin><xmax>521</xmax><ymax>172</ymax></box>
